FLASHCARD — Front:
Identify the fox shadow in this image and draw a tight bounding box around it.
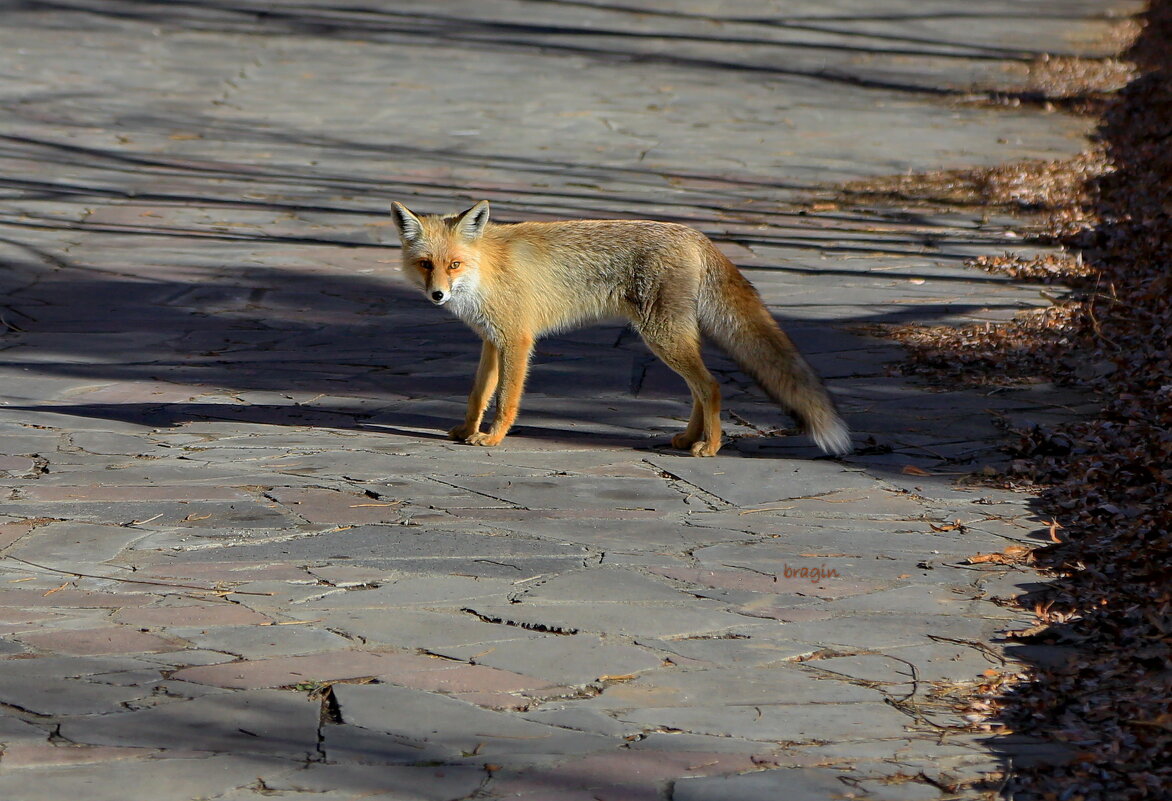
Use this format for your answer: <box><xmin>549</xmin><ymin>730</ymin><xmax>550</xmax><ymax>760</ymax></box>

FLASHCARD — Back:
<box><xmin>0</xmin><ymin>242</ymin><xmax>1044</xmax><ymax>471</ymax></box>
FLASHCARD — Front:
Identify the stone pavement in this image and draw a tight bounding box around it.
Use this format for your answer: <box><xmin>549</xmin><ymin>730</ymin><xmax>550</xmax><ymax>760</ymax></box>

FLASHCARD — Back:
<box><xmin>0</xmin><ymin>2</ymin><xmax>1129</xmax><ymax>799</ymax></box>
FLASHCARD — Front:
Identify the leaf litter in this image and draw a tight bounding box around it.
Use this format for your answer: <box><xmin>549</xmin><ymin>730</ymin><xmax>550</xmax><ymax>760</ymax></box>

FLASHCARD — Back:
<box><xmin>834</xmin><ymin>4</ymin><xmax>1171</xmax><ymax>798</ymax></box>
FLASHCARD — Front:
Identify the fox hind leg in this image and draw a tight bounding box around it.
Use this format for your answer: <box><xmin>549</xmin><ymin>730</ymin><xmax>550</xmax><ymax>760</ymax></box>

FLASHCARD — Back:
<box><xmin>674</xmin><ymin>399</ymin><xmax>706</xmax><ymax>452</ymax></box>
<box><xmin>637</xmin><ymin>322</ymin><xmax>723</xmax><ymax>457</ymax></box>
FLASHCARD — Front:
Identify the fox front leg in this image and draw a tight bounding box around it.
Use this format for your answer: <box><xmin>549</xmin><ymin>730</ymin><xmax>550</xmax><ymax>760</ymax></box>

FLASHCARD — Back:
<box><xmin>449</xmin><ymin>339</ymin><xmax>500</xmax><ymax>442</ymax></box>
<box><xmin>465</xmin><ymin>334</ymin><xmax>533</xmax><ymax>447</ymax></box>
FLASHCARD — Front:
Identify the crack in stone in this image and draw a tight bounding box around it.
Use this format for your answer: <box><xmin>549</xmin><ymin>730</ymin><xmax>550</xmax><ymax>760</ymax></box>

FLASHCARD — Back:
<box><xmin>473</xmin><ymin>559</ymin><xmax>523</xmax><ymax>571</ymax></box>
<box><xmin>422</xmin><ymin>476</ymin><xmax>525</xmax><ymax>508</ymax></box>
<box><xmin>0</xmin><ymin>699</ymin><xmax>55</xmax><ymax>721</ymax></box>
<box><xmin>460</xmin><ymin>606</ymin><xmax>578</xmax><ymax>636</ymax></box>
<box><xmin>641</xmin><ymin>460</ymin><xmax>729</xmax><ymax>511</ymax></box>
<box><xmin>627</xmin><ymin>351</ymin><xmax>653</xmax><ymax>395</ymax></box>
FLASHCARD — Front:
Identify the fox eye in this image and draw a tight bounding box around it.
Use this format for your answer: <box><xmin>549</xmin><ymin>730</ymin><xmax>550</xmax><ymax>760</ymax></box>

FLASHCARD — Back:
<box><xmin>448</xmin><ymin>261</ymin><xmax>461</xmax><ymax>271</ymax></box>
<box><xmin>418</xmin><ymin>259</ymin><xmax>433</xmax><ymax>271</ymax></box>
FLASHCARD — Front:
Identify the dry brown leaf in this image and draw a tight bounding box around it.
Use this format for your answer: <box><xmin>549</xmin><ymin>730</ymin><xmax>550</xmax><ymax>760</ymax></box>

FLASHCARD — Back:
<box><xmin>964</xmin><ymin>545</ymin><xmax>1033</xmax><ymax>565</ymax></box>
<box><xmin>1129</xmin><ymin>713</ymin><xmax>1172</xmax><ymax>731</ymax></box>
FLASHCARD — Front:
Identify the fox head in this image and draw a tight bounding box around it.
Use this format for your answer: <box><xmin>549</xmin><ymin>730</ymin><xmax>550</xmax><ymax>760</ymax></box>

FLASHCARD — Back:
<box><xmin>390</xmin><ymin>200</ymin><xmax>490</xmax><ymax>307</ymax></box>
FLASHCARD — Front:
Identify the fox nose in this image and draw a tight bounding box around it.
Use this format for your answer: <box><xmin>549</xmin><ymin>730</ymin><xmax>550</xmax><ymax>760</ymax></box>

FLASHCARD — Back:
<box><xmin>430</xmin><ymin>289</ymin><xmax>448</xmax><ymax>304</ymax></box>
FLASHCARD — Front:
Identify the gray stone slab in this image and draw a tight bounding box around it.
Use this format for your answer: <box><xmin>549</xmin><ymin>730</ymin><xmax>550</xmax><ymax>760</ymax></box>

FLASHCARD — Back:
<box><xmin>126</xmin><ymin>525</ymin><xmax>320</xmax><ymax>551</ymax></box>
<box><xmin>441</xmin><ymin>475</ymin><xmax>687</xmax><ymax>512</ymax></box>
<box><xmin>320</xmin><ymin>722</ymin><xmax>451</xmax><ymax>766</ymax></box>
<box><xmin>521</xmin><ymin>707</ymin><xmax>639</xmax><ymax>738</ymax></box>
<box><xmin>283</xmin><ymin>474</ymin><xmax>517</xmax><ymax>509</ymax></box>
<box><xmin>0</xmin><ymin>756</ymin><xmax>301</xmax><ymax>801</ymax></box>
<box><xmin>0</xmin><ymin>657</ymin><xmax>160</xmax><ymax>716</ymax></box>
<box><xmin>644</xmin><ymin>456</ymin><xmax>876</xmax><ymax>506</ymax></box>
<box><xmin>673</xmin><ymin>767</ymin><xmax>851</xmax><ymax>801</ymax></box>
<box><xmin>688</xmin><ymin>512</ymin><xmax>924</xmax><ymax>537</ymax></box>
<box><xmin>829</xmin><ymin>583</ymin><xmax>1015</xmax><ymax>618</ymax></box>
<box><xmin>438</xmin><ymin>634</ymin><xmax>664</xmax><ymax>685</ymax></box>
<box><xmin>86</xmin><ymin>666</ymin><xmax>167</xmax><ymax>687</ymax></box>
<box><xmin>861</xmin><ymin>783</ymin><xmax>946</xmax><ymax>801</ymax></box>
<box><xmin>61</xmin><ymin>690</ymin><xmax>321</xmax><ymax>757</ymax></box>
<box><xmin>0</xmin><ymin>430</ymin><xmax>64</xmax><ymax>456</ymax></box>
<box><xmin>333</xmin><ymin>683</ymin><xmax>613</xmax><ymax>759</ymax></box>
<box><xmin>517</xmin><ymin>568</ymin><xmax>688</xmax><ymax>604</ymax></box>
<box><xmin>776</xmin><ymin>614</ymin><xmax>994</xmax><ymax>651</ymax></box>
<box><xmin>34</xmin><ymin>461</ymin><xmax>311</xmax><ymax>487</ymax></box>
<box><xmin>618</xmin><ymin>700</ymin><xmax>912</xmax><ymax>743</ymax></box>
<box><xmin>0</xmin><ymin>637</ymin><xmax>28</xmax><ymax>656</ymax></box>
<box><xmin>1</xmin><ymin>500</ymin><xmax>291</xmax><ymax>530</ymax></box>
<box><xmin>584</xmin><ymin>665</ymin><xmax>879</xmax><ymax>709</ymax></box>
<box><xmin>487</xmin><ymin>517</ymin><xmax>756</xmax><ymax>552</ymax></box>
<box><xmin>308</xmin><ymin>608</ymin><xmax>544</xmax><ymax>651</ymax></box>
<box><xmin>627</xmin><ymin>731</ymin><xmax>782</xmax><ymax>754</ymax></box>
<box><xmin>462</xmin><ymin>601</ymin><xmax>750</xmax><ymax>639</ymax></box>
<box><xmin>809</xmin><ymin>654</ymin><xmax>918</xmax><ymax>687</ymax></box>
<box><xmin>0</xmin><ymin>712</ymin><xmax>49</xmax><ymax>743</ymax></box>
<box><xmin>68</xmin><ymin>431</ymin><xmax>163</xmax><ymax>456</ymax></box>
<box><xmin>638</xmin><ymin>634</ymin><xmax>821</xmax><ymax>667</ymax></box>
<box><xmin>167</xmin><ymin>624</ymin><xmax>353</xmax><ymax>659</ymax></box>
<box><xmin>303</xmin><ymin>575</ymin><xmax>514</xmax><ymax>609</ymax></box>
<box><xmin>4</xmin><ymin>521</ymin><xmax>151</xmax><ymax>566</ymax></box>
<box><xmin>178</xmin><ymin>524</ymin><xmax>593</xmax><ymax>577</ymax></box>
<box><xmin>879</xmin><ymin>642</ymin><xmax>1003</xmax><ymax>683</ymax></box>
<box><xmin>258</xmin><ymin>764</ymin><xmax>487</xmax><ymax>801</ymax></box>
<box><xmin>686</xmin><ymin>538</ymin><xmax>944</xmax><ymax>576</ymax></box>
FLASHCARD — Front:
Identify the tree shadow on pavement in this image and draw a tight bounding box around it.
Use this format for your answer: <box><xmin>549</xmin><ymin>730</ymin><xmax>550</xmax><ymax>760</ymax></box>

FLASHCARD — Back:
<box><xmin>0</xmin><ymin>4</ymin><xmax>1114</xmax><ymax>798</ymax></box>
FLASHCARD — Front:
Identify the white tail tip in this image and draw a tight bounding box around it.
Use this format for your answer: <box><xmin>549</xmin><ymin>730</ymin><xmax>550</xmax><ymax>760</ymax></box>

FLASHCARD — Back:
<box><xmin>811</xmin><ymin>417</ymin><xmax>852</xmax><ymax>456</ymax></box>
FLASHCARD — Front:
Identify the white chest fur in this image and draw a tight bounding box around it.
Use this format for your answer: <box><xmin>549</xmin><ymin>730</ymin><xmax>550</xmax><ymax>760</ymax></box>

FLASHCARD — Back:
<box><xmin>444</xmin><ymin>274</ymin><xmax>495</xmax><ymax>339</ymax></box>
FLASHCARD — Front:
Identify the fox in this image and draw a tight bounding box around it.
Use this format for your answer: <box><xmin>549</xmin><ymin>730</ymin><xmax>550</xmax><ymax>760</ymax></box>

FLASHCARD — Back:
<box><xmin>389</xmin><ymin>200</ymin><xmax>850</xmax><ymax>458</ymax></box>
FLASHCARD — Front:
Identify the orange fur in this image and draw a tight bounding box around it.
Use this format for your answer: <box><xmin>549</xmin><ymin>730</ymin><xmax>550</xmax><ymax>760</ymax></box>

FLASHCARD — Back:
<box><xmin>390</xmin><ymin>200</ymin><xmax>850</xmax><ymax>457</ymax></box>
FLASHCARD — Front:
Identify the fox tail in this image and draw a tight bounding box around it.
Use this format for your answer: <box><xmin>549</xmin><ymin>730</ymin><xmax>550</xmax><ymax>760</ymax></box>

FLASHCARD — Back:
<box><xmin>698</xmin><ymin>247</ymin><xmax>851</xmax><ymax>456</ymax></box>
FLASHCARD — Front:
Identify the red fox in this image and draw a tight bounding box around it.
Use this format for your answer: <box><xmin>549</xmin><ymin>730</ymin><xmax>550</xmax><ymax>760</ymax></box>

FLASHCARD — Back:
<box><xmin>390</xmin><ymin>200</ymin><xmax>850</xmax><ymax>457</ymax></box>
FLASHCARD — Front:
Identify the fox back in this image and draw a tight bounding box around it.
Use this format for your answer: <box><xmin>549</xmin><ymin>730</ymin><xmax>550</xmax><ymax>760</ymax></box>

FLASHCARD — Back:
<box><xmin>392</xmin><ymin>200</ymin><xmax>715</xmax><ymax>340</ymax></box>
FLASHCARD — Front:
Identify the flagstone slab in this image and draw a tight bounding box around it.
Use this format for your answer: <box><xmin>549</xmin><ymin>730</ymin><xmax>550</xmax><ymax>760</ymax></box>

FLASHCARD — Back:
<box><xmin>644</xmin><ymin>456</ymin><xmax>877</xmax><ymax>507</ymax></box>
<box><xmin>333</xmin><ymin>684</ymin><xmax>613</xmax><ymax>759</ymax></box>
<box><xmin>0</xmin><ymin>756</ymin><xmax>303</xmax><ymax>801</ymax></box>
<box><xmin>673</xmin><ymin>767</ymin><xmax>858</xmax><ymax>801</ymax></box>
<box><xmin>437</xmin><ymin>634</ymin><xmax>664</xmax><ymax>685</ymax></box>
<box><xmin>618</xmin><ymin>701</ymin><xmax>912</xmax><ymax>743</ymax></box>
<box><xmin>18</xmin><ymin>626</ymin><xmax>184</xmax><ymax>656</ymax></box>
<box><xmin>461</xmin><ymin>602</ymin><xmax>750</xmax><ymax>640</ymax></box>
<box><xmin>60</xmin><ymin>690</ymin><xmax>321</xmax><ymax>757</ymax></box>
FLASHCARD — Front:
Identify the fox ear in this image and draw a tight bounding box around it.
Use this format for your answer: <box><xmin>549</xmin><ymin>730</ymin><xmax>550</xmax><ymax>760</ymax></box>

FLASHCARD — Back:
<box><xmin>454</xmin><ymin>200</ymin><xmax>490</xmax><ymax>240</ymax></box>
<box><xmin>390</xmin><ymin>201</ymin><xmax>424</xmax><ymax>243</ymax></box>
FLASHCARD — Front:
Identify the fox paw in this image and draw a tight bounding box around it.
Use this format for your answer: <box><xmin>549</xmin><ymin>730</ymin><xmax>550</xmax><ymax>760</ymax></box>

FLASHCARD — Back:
<box><xmin>690</xmin><ymin>440</ymin><xmax>721</xmax><ymax>457</ymax></box>
<box><xmin>448</xmin><ymin>424</ymin><xmax>475</xmax><ymax>441</ymax></box>
<box><xmin>465</xmin><ymin>431</ymin><xmax>503</xmax><ymax>447</ymax></box>
<box><xmin>671</xmin><ymin>431</ymin><xmax>720</xmax><ymax>456</ymax></box>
